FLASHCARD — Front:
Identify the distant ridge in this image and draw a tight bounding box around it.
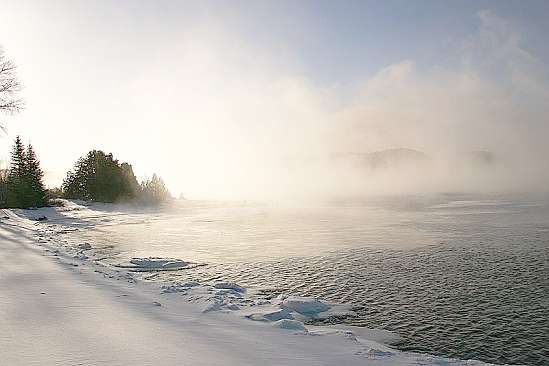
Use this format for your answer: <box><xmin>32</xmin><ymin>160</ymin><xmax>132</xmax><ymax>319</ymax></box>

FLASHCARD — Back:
<box><xmin>466</xmin><ymin>150</ymin><xmax>497</xmax><ymax>166</ymax></box>
<box><xmin>331</xmin><ymin>148</ymin><xmax>429</xmax><ymax>170</ymax></box>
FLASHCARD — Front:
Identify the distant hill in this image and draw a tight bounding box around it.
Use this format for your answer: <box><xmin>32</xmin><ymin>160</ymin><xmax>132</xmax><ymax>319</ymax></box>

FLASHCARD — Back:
<box><xmin>466</xmin><ymin>150</ymin><xmax>497</xmax><ymax>166</ymax></box>
<box><xmin>331</xmin><ymin>148</ymin><xmax>429</xmax><ymax>170</ymax></box>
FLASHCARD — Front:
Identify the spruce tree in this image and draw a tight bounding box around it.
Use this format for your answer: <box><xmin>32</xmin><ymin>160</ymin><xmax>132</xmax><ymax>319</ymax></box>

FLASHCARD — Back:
<box><xmin>6</xmin><ymin>136</ymin><xmax>28</xmax><ymax>207</ymax></box>
<box><xmin>26</xmin><ymin>143</ymin><xmax>47</xmax><ymax>207</ymax></box>
<box><xmin>4</xmin><ymin>137</ymin><xmax>48</xmax><ymax>208</ymax></box>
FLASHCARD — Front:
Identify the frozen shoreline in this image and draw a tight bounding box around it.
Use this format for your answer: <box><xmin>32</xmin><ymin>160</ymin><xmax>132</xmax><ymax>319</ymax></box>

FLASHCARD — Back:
<box><xmin>0</xmin><ymin>203</ymin><xmax>499</xmax><ymax>365</ymax></box>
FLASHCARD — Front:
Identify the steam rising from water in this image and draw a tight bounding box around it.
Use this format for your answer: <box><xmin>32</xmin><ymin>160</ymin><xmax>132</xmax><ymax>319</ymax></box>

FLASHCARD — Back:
<box><xmin>3</xmin><ymin>7</ymin><xmax>548</xmax><ymax>200</ymax></box>
<box><xmin>128</xmin><ymin>10</ymin><xmax>548</xmax><ymax>200</ymax></box>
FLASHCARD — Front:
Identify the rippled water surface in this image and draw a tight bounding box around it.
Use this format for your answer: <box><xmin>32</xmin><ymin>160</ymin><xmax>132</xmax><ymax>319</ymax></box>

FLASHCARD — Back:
<box><xmin>67</xmin><ymin>194</ymin><xmax>549</xmax><ymax>365</ymax></box>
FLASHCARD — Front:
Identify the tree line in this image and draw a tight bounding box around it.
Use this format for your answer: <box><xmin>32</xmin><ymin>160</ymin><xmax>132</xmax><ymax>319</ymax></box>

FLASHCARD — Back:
<box><xmin>0</xmin><ymin>136</ymin><xmax>171</xmax><ymax>208</ymax></box>
<box><xmin>63</xmin><ymin>149</ymin><xmax>171</xmax><ymax>204</ymax></box>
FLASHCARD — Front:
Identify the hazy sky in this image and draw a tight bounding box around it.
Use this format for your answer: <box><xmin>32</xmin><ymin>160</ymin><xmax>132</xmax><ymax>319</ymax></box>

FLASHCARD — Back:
<box><xmin>1</xmin><ymin>1</ymin><xmax>548</xmax><ymax>199</ymax></box>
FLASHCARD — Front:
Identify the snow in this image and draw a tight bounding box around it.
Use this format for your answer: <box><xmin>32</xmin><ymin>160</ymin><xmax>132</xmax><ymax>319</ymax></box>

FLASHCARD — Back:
<box><xmin>272</xmin><ymin>319</ymin><xmax>308</xmax><ymax>332</ymax></box>
<box><xmin>0</xmin><ymin>204</ymin><xmax>502</xmax><ymax>366</ymax></box>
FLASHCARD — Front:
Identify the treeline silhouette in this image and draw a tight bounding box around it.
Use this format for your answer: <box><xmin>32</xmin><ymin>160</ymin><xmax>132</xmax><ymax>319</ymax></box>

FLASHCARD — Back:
<box><xmin>0</xmin><ymin>136</ymin><xmax>171</xmax><ymax>208</ymax></box>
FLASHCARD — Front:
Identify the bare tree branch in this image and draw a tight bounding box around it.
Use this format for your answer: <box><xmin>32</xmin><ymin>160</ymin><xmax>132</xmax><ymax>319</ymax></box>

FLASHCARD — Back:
<box><xmin>0</xmin><ymin>48</ymin><xmax>24</xmax><ymax>116</ymax></box>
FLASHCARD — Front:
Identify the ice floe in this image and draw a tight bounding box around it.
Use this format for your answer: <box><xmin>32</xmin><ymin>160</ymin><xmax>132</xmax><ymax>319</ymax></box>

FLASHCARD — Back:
<box><xmin>116</xmin><ymin>257</ymin><xmax>191</xmax><ymax>271</ymax></box>
<box><xmin>161</xmin><ymin>281</ymin><xmax>200</xmax><ymax>293</ymax></box>
<box><xmin>246</xmin><ymin>308</ymin><xmax>294</xmax><ymax>322</ymax></box>
<box><xmin>213</xmin><ymin>282</ymin><xmax>246</xmax><ymax>293</ymax></box>
<box><xmin>280</xmin><ymin>296</ymin><xmax>330</xmax><ymax>315</ymax></box>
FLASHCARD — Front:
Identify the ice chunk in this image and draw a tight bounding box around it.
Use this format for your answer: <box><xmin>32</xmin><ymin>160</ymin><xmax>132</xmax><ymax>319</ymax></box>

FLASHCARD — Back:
<box><xmin>312</xmin><ymin>325</ymin><xmax>403</xmax><ymax>345</ymax></box>
<box><xmin>263</xmin><ymin>308</ymin><xmax>294</xmax><ymax>321</ymax></box>
<box><xmin>78</xmin><ymin>243</ymin><xmax>92</xmax><ymax>250</ymax></box>
<box><xmin>272</xmin><ymin>319</ymin><xmax>307</xmax><ymax>332</ymax></box>
<box><xmin>161</xmin><ymin>281</ymin><xmax>200</xmax><ymax>293</ymax></box>
<box><xmin>202</xmin><ymin>301</ymin><xmax>222</xmax><ymax>313</ymax></box>
<box><xmin>246</xmin><ymin>313</ymin><xmax>269</xmax><ymax>322</ymax></box>
<box><xmin>314</xmin><ymin>304</ymin><xmax>356</xmax><ymax>320</ymax></box>
<box><xmin>281</xmin><ymin>296</ymin><xmax>330</xmax><ymax>315</ymax></box>
<box><xmin>213</xmin><ymin>282</ymin><xmax>246</xmax><ymax>293</ymax></box>
<box><xmin>117</xmin><ymin>257</ymin><xmax>189</xmax><ymax>271</ymax></box>
<box><xmin>130</xmin><ymin>257</ymin><xmax>188</xmax><ymax>269</ymax></box>
<box><xmin>225</xmin><ymin>303</ymin><xmax>240</xmax><ymax>311</ymax></box>
<box><xmin>247</xmin><ymin>308</ymin><xmax>294</xmax><ymax>322</ymax></box>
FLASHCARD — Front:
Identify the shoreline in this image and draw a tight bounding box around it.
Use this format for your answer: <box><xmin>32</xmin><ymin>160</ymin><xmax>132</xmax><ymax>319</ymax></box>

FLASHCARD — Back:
<box><xmin>0</xmin><ymin>205</ymin><xmax>498</xmax><ymax>365</ymax></box>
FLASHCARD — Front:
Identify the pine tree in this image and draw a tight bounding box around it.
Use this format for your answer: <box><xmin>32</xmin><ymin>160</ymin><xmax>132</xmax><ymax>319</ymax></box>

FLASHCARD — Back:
<box><xmin>9</xmin><ymin>136</ymin><xmax>25</xmax><ymax>178</ymax></box>
<box><xmin>6</xmin><ymin>136</ymin><xmax>29</xmax><ymax>207</ymax></box>
<box><xmin>26</xmin><ymin>143</ymin><xmax>47</xmax><ymax>207</ymax></box>
<box><xmin>4</xmin><ymin>137</ymin><xmax>48</xmax><ymax>208</ymax></box>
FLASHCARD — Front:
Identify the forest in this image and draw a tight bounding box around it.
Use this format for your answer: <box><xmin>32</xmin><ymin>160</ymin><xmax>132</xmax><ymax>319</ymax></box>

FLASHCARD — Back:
<box><xmin>0</xmin><ymin>136</ymin><xmax>171</xmax><ymax>208</ymax></box>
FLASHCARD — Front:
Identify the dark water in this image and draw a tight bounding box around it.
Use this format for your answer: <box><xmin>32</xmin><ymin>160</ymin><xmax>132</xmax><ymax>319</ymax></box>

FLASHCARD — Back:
<box><xmin>69</xmin><ymin>194</ymin><xmax>549</xmax><ymax>365</ymax></box>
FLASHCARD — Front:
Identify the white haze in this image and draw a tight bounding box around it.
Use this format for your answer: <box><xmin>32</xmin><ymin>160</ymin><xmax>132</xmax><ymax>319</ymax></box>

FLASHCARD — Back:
<box><xmin>1</xmin><ymin>6</ymin><xmax>548</xmax><ymax>201</ymax></box>
<box><xmin>133</xmin><ymin>10</ymin><xmax>549</xmax><ymax>200</ymax></box>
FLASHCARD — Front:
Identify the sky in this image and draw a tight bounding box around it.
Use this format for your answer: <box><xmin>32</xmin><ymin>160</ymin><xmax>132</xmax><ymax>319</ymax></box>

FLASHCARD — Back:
<box><xmin>0</xmin><ymin>0</ymin><xmax>548</xmax><ymax>199</ymax></box>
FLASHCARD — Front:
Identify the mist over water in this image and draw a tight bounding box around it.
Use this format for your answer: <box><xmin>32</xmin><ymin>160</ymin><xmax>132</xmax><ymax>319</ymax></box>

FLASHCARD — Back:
<box><xmin>4</xmin><ymin>7</ymin><xmax>548</xmax><ymax>200</ymax></box>
<box><xmin>151</xmin><ymin>9</ymin><xmax>549</xmax><ymax>201</ymax></box>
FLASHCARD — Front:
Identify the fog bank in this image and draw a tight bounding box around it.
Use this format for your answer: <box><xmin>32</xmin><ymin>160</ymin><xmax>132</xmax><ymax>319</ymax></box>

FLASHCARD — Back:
<box><xmin>2</xmin><ymin>6</ymin><xmax>548</xmax><ymax>201</ymax></box>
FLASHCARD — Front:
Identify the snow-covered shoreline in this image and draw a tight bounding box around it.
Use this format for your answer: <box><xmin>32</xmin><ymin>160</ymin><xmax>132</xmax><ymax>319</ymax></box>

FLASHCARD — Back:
<box><xmin>0</xmin><ymin>203</ymin><xmax>500</xmax><ymax>365</ymax></box>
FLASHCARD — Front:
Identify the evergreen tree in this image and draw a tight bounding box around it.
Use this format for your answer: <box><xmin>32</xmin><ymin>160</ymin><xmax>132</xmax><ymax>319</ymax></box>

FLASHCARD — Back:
<box><xmin>9</xmin><ymin>136</ymin><xmax>25</xmax><ymax>177</ymax></box>
<box><xmin>120</xmin><ymin>162</ymin><xmax>141</xmax><ymax>198</ymax></box>
<box><xmin>4</xmin><ymin>136</ymin><xmax>47</xmax><ymax>208</ymax></box>
<box><xmin>63</xmin><ymin>150</ymin><xmax>140</xmax><ymax>203</ymax></box>
<box><xmin>0</xmin><ymin>167</ymin><xmax>9</xmax><ymax>207</ymax></box>
<box><xmin>25</xmin><ymin>143</ymin><xmax>47</xmax><ymax>207</ymax></box>
<box><xmin>6</xmin><ymin>136</ymin><xmax>29</xmax><ymax>207</ymax></box>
